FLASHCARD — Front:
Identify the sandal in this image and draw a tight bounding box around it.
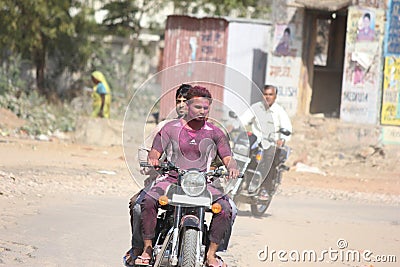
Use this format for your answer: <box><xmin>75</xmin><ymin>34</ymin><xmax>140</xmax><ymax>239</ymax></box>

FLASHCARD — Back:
<box><xmin>206</xmin><ymin>256</ymin><xmax>228</xmax><ymax>267</ymax></box>
<box><xmin>123</xmin><ymin>250</ymin><xmax>137</xmax><ymax>267</ymax></box>
<box><xmin>134</xmin><ymin>255</ymin><xmax>152</xmax><ymax>266</ymax></box>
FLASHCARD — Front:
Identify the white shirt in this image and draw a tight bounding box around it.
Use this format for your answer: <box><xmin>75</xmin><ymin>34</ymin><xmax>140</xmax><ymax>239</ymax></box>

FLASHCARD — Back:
<box><xmin>138</xmin><ymin>119</ymin><xmax>172</xmax><ymax>163</ymax></box>
<box><xmin>239</xmin><ymin>101</ymin><xmax>292</xmax><ymax>147</ymax></box>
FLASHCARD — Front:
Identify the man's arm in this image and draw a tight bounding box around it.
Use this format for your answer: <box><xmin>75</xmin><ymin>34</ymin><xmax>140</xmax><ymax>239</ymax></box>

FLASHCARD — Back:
<box><xmin>238</xmin><ymin>107</ymin><xmax>255</xmax><ymax>129</ymax></box>
<box><xmin>148</xmin><ymin>148</ymin><xmax>162</xmax><ymax>166</ymax></box>
<box><xmin>214</xmin><ymin>127</ymin><xmax>239</xmax><ymax>179</ymax></box>
<box><xmin>277</xmin><ymin>105</ymin><xmax>292</xmax><ymax>144</ymax></box>
<box><xmin>221</xmin><ymin>156</ymin><xmax>239</xmax><ymax>179</ymax></box>
<box><xmin>148</xmin><ymin>124</ymin><xmax>170</xmax><ymax>166</ymax></box>
<box><xmin>142</xmin><ymin>120</ymin><xmax>169</xmax><ymax>150</ymax></box>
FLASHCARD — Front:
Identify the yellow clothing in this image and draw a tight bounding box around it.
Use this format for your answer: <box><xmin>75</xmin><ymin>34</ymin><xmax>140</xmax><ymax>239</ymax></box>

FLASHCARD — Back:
<box><xmin>91</xmin><ymin>71</ymin><xmax>111</xmax><ymax>118</ymax></box>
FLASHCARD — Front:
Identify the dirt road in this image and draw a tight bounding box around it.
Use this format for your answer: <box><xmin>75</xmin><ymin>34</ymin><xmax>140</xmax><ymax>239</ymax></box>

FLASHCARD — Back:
<box><xmin>0</xmin><ymin>190</ymin><xmax>398</xmax><ymax>267</ymax></box>
<box><xmin>0</xmin><ymin>119</ymin><xmax>399</xmax><ymax>267</ymax></box>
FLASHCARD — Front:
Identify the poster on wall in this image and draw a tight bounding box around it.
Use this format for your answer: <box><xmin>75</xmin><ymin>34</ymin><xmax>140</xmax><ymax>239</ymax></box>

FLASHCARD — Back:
<box><xmin>340</xmin><ymin>6</ymin><xmax>385</xmax><ymax>124</ymax></box>
<box><xmin>384</xmin><ymin>0</ymin><xmax>400</xmax><ymax>56</ymax></box>
<box><xmin>381</xmin><ymin>0</ymin><xmax>400</xmax><ymax>127</ymax></box>
<box><xmin>381</xmin><ymin>57</ymin><xmax>400</xmax><ymax>125</ymax></box>
<box><xmin>266</xmin><ymin>24</ymin><xmax>302</xmax><ymax>116</ymax></box>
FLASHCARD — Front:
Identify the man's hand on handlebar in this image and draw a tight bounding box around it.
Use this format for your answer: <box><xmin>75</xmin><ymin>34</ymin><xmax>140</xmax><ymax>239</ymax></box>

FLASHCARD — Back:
<box><xmin>276</xmin><ymin>139</ymin><xmax>285</xmax><ymax>147</ymax></box>
<box><xmin>148</xmin><ymin>157</ymin><xmax>159</xmax><ymax>167</ymax></box>
<box><xmin>147</xmin><ymin>148</ymin><xmax>161</xmax><ymax>167</ymax></box>
<box><xmin>228</xmin><ymin>167</ymin><xmax>240</xmax><ymax>180</ymax></box>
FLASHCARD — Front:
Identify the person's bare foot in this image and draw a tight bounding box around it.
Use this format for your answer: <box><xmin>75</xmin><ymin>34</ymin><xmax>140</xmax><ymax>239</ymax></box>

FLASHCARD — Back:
<box><xmin>134</xmin><ymin>245</ymin><xmax>152</xmax><ymax>266</ymax></box>
<box><xmin>134</xmin><ymin>253</ymin><xmax>151</xmax><ymax>266</ymax></box>
<box><xmin>123</xmin><ymin>247</ymin><xmax>143</xmax><ymax>266</ymax></box>
<box><xmin>206</xmin><ymin>242</ymin><xmax>227</xmax><ymax>267</ymax></box>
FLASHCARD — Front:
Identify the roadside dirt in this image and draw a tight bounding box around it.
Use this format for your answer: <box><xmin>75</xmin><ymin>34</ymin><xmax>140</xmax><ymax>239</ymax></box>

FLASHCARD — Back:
<box><xmin>1</xmin><ymin>108</ymin><xmax>399</xmax><ymax>202</ymax></box>
<box><xmin>0</xmin><ymin>109</ymin><xmax>399</xmax><ymax>266</ymax></box>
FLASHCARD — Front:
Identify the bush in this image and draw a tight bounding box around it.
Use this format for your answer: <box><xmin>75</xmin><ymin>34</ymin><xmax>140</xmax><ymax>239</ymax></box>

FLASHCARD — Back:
<box><xmin>0</xmin><ymin>91</ymin><xmax>78</xmax><ymax>135</ymax></box>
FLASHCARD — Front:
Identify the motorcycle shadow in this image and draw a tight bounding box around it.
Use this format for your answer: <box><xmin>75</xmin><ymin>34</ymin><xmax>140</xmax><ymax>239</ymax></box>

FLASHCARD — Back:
<box><xmin>236</xmin><ymin>210</ymin><xmax>271</xmax><ymax>218</ymax></box>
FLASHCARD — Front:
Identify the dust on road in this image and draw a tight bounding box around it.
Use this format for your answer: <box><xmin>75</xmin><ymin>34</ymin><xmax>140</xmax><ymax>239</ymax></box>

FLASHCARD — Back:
<box><xmin>0</xmin><ymin>116</ymin><xmax>399</xmax><ymax>266</ymax></box>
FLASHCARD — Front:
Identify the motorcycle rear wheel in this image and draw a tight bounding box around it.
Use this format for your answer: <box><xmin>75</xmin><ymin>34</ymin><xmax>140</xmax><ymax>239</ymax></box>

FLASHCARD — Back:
<box><xmin>251</xmin><ymin>172</ymin><xmax>282</xmax><ymax>217</ymax></box>
<box><xmin>181</xmin><ymin>228</ymin><xmax>198</xmax><ymax>267</ymax></box>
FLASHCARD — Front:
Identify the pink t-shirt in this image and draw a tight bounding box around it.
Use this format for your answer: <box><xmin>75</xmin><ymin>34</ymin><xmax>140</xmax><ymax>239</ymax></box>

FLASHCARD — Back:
<box><xmin>152</xmin><ymin>119</ymin><xmax>232</xmax><ymax>171</ymax></box>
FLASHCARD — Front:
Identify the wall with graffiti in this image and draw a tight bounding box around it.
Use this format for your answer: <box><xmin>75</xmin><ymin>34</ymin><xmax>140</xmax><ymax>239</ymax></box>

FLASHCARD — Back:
<box><xmin>340</xmin><ymin>6</ymin><xmax>385</xmax><ymax>124</ymax></box>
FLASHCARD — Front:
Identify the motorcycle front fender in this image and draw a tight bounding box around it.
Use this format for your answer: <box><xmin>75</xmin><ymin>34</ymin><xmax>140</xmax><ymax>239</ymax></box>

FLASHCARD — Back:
<box><xmin>180</xmin><ymin>214</ymin><xmax>201</xmax><ymax>230</ymax></box>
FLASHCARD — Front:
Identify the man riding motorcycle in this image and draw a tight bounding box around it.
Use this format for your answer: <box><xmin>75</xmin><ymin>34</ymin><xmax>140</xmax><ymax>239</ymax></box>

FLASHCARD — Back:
<box><xmin>123</xmin><ymin>84</ymin><xmax>192</xmax><ymax>266</ymax></box>
<box><xmin>237</xmin><ymin>84</ymin><xmax>292</xmax><ymax>200</ymax></box>
<box><xmin>136</xmin><ymin>86</ymin><xmax>239</xmax><ymax>267</ymax></box>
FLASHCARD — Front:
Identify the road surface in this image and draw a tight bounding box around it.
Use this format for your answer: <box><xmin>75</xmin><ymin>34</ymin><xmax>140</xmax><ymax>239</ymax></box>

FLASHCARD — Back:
<box><xmin>1</xmin><ymin>193</ymin><xmax>398</xmax><ymax>267</ymax></box>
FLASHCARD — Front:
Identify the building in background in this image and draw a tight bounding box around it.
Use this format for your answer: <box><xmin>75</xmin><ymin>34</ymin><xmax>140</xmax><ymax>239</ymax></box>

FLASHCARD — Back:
<box><xmin>285</xmin><ymin>0</ymin><xmax>397</xmax><ymax>144</ymax></box>
<box><xmin>159</xmin><ymin>15</ymin><xmax>272</xmax><ymax>120</ymax></box>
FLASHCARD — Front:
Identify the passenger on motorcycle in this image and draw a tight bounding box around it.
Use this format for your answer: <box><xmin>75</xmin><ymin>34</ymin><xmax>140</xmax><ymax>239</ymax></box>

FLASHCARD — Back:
<box><xmin>123</xmin><ymin>84</ymin><xmax>192</xmax><ymax>266</ymax></box>
<box><xmin>238</xmin><ymin>84</ymin><xmax>292</xmax><ymax>200</ymax></box>
<box><xmin>136</xmin><ymin>86</ymin><xmax>239</xmax><ymax>267</ymax></box>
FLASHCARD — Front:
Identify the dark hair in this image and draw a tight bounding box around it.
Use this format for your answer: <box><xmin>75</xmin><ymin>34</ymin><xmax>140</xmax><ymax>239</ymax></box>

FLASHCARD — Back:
<box><xmin>363</xmin><ymin>13</ymin><xmax>371</xmax><ymax>20</ymax></box>
<box><xmin>264</xmin><ymin>84</ymin><xmax>278</xmax><ymax>95</ymax></box>
<box><xmin>186</xmin><ymin>86</ymin><xmax>212</xmax><ymax>103</ymax></box>
<box><xmin>284</xmin><ymin>27</ymin><xmax>291</xmax><ymax>35</ymax></box>
<box><xmin>176</xmin><ymin>84</ymin><xmax>191</xmax><ymax>99</ymax></box>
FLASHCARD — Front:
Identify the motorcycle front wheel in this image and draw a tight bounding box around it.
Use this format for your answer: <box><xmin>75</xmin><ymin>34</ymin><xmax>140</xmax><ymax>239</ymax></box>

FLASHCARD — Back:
<box><xmin>251</xmin><ymin>172</ymin><xmax>282</xmax><ymax>217</ymax></box>
<box><xmin>181</xmin><ymin>228</ymin><xmax>198</xmax><ymax>267</ymax></box>
<box><xmin>250</xmin><ymin>196</ymin><xmax>272</xmax><ymax>217</ymax></box>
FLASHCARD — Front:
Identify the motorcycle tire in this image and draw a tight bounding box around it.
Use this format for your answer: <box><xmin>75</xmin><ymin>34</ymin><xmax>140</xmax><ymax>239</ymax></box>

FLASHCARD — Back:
<box><xmin>250</xmin><ymin>172</ymin><xmax>282</xmax><ymax>217</ymax></box>
<box><xmin>181</xmin><ymin>228</ymin><xmax>198</xmax><ymax>267</ymax></box>
<box><xmin>250</xmin><ymin>197</ymin><xmax>272</xmax><ymax>217</ymax></box>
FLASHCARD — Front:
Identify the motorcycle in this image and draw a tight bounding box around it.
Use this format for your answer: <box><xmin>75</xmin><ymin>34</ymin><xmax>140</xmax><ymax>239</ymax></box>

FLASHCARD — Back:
<box><xmin>139</xmin><ymin>162</ymin><xmax>234</xmax><ymax>267</ymax></box>
<box><xmin>225</xmin><ymin>115</ymin><xmax>291</xmax><ymax>216</ymax></box>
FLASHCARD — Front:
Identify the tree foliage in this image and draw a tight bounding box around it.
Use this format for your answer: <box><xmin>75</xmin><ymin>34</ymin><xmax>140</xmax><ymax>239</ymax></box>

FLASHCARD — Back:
<box><xmin>171</xmin><ymin>0</ymin><xmax>271</xmax><ymax>18</ymax></box>
<box><xmin>0</xmin><ymin>0</ymin><xmax>272</xmax><ymax>98</ymax></box>
<box><xmin>0</xmin><ymin>0</ymin><xmax>98</xmax><ymax>96</ymax></box>
<box><xmin>99</xmin><ymin>0</ymin><xmax>271</xmax><ymax>92</ymax></box>
<box><xmin>100</xmin><ymin>0</ymin><xmax>166</xmax><ymax>92</ymax></box>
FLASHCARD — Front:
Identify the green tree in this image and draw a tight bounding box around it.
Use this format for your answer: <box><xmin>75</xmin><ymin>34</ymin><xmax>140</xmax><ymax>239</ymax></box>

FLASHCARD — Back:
<box><xmin>99</xmin><ymin>0</ymin><xmax>271</xmax><ymax>92</ymax></box>
<box><xmin>0</xmin><ymin>0</ymin><xmax>98</xmax><ymax>96</ymax></box>
<box><xmin>172</xmin><ymin>0</ymin><xmax>271</xmax><ymax>19</ymax></box>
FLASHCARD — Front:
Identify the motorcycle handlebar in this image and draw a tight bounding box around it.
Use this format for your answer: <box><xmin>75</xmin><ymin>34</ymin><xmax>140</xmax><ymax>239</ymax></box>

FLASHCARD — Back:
<box><xmin>139</xmin><ymin>162</ymin><xmax>243</xmax><ymax>179</ymax></box>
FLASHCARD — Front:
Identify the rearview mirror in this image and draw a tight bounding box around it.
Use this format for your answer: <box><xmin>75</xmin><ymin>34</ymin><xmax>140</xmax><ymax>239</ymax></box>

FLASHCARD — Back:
<box><xmin>279</xmin><ymin>128</ymin><xmax>291</xmax><ymax>136</ymax></box>
<box><xmin>228</xmin><ymin>110</ymin><xmax>238</xmax><ymax>119</ymax></box>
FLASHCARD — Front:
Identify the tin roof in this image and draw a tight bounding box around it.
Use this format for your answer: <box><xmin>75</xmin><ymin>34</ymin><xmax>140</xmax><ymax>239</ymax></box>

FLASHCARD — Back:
<box><xmin>167</xmin><ymin>14</ymin><xmax>272</xmax><ymax>25</ymax></box>
<box><xmin>294</xmin><ymin>0</ymin><xmax>351</xmax><ymax>11</ymax></box>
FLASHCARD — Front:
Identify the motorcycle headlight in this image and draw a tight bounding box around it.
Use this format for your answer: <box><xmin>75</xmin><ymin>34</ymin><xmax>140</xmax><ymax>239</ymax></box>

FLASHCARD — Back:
<box><xmin>181</xmin><ymin>171</ymin><xmax>206</xmax><ymax>197</ymax></box>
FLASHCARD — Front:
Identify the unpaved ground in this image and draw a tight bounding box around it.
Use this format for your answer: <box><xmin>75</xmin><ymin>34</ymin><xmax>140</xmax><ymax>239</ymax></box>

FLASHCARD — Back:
<box><xmin>0</xmin><ymin>112</ymin><xmax>399</xmax><ymax>266</ymax></box>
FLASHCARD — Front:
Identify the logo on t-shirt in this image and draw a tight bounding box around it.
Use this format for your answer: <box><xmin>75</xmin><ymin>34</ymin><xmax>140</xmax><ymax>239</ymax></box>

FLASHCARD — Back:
<box><xmin>189</xmin><ymin>139</ymin><xmax>197</xmax><ymax>145</ymax></box>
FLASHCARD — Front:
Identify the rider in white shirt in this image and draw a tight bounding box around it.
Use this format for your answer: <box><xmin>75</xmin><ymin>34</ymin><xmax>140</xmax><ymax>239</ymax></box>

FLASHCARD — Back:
<box><xmin>239</xmin><ymin>85</ymin><xmax>292</xmax><ymax>147</ymax></box>
<box><xmin>238</xmin><ymin>84</ymin><xmax>292</xmax><ymax>200</ymax></box>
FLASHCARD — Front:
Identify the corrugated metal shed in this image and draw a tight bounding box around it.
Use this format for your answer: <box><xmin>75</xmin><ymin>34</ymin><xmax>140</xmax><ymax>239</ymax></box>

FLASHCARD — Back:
<box><xmin>159</xmin><ymin>15</ymin><xmax>229</xmax><ymax>120</ymax></box>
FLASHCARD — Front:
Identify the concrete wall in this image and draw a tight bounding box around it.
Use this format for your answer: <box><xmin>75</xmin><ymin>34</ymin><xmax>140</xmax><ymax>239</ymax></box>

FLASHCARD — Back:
<box><xmin>224</xmin><ymin>21</ymin><xmax>272</xmax><ymax>116</ymax></box>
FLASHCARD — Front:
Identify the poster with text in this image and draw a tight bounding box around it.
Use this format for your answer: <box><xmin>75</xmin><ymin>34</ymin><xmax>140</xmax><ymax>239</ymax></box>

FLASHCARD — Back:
<box><xmin>266</xmin><ymin>24</ymin><xmax>302</xmax><ymax>116</ymax></box>
<box><xmin>340</xmin><ymin>6</ymin><xmax>385</xmax><ymax>124</ymax></box>
<box><xmin>381</xmin><ymin>56</ymin><xmax>400</xmax><ymax>125</ymax></box>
